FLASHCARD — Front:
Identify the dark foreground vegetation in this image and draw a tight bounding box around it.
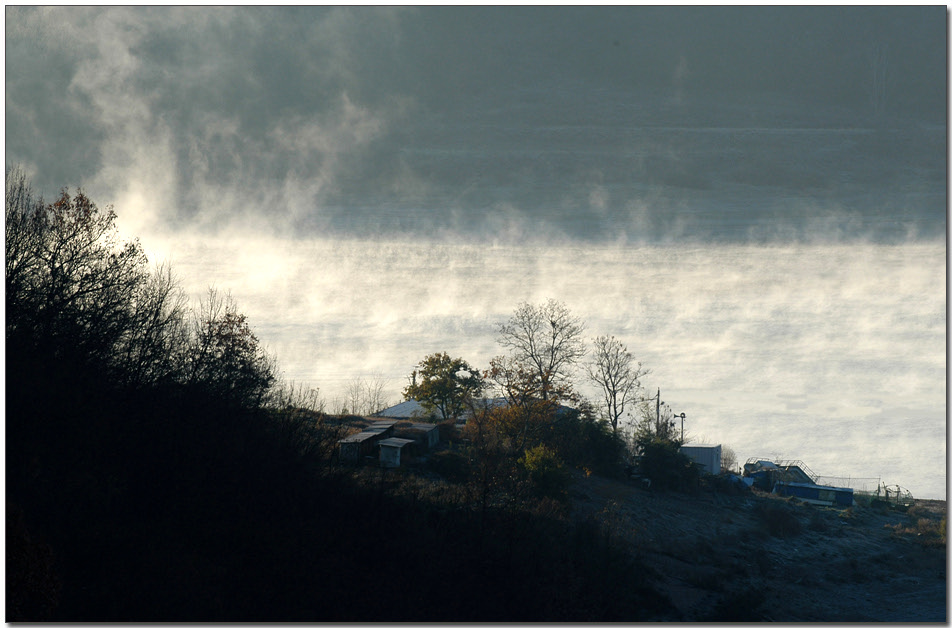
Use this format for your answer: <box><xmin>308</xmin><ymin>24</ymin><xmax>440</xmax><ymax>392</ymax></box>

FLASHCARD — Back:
<box><xmin>5</xmin><ymin>172</ymin><xmax>677</xmax><ymax>621</ymax></box>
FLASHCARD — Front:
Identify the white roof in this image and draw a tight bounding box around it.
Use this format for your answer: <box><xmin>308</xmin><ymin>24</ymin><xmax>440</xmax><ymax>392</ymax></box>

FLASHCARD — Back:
<box><xmin>373</xmin><ymin>399</ymin><xmax>437</xmax><ymax>419</ymax></box>
<box><xmin>374</xmin><ymin>397</ymin><xmax>515</xmax><ymax>420</ymax></box>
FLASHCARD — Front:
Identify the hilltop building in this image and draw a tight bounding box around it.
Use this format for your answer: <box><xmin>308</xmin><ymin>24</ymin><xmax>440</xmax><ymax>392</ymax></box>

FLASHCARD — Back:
<box><xmin>680</xmin><ymin>444</ymin><xmax>722</xmax><ymax>475</ymax></box>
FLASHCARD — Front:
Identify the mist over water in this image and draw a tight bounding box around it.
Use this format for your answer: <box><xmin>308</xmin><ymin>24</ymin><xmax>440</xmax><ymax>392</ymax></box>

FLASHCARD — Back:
<box><xmin>6</xmin><ymin>6</ymin><xmax>946</xmax><ymax>498</ymax></box>
<box><xmin>155</xmin><ymin>234</ymin><xmax>946</xmax><ymax>499</ymax></box>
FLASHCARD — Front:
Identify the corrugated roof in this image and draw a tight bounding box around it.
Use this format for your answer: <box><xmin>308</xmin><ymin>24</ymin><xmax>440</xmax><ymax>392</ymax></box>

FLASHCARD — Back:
<box><xmin>339</xmin><ymin>432</ymin><xmax>379</xmax><ymax>443</ymax></box>
<box><xmin>378</xmin><ymin>437</ymin><xmax>415</xmax><ymax>448</ymax></box>
<box><xmin>373</xmin><ymin>397</ymin><xmax>578</xmax><ymax>423</ymax></box>
<box><xmin>364</xmin><ymin>427</ymin><xmax>389</xmax><ymax>434</ymax></box>
<box><xmin>406</xmin><ymin>422</ymin><xmax>437</xmax><ymax>431</ymax></box>
<box><xmin>373</xmin><ymin>399</ymin><xmax>434</xmax><ymax>419</ymax></box>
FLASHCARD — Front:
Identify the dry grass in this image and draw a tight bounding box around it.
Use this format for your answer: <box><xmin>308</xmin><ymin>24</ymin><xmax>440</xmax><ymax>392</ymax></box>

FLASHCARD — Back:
<box><xmin>565</xmin><ymin>470</ymin><xmax>946</xmax><ymax>621</ymax></box>
<box><xmin>886</xmin><ymin>515</ymin><xmax>947</xmax><ymax>548</ymax></box>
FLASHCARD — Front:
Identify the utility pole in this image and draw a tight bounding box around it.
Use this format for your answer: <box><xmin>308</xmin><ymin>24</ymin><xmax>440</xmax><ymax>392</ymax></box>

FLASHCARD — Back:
<box><xmin>643</xmin><ymin>388</ymin><xmax>671</xmax><ymax>438</ymax></box>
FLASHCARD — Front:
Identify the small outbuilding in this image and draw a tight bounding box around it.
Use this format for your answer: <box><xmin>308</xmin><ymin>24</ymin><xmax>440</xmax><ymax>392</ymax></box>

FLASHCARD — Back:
<box><xmin>339</xmin><ymin>431</ymin><xmax>383</xmax><ymax>464</ymax></box>
<box><xmin>395</xmin><ymin>422</ymin><xmax>440</xmax><ymax>451</ymax></box>
<box><xmin>364</xmin><ymin>420</ymin><xmax>398</xmax><ymax>438</ymax></box>
<box><xmin>680</xmin><ymin>444</ymin><xmax>722</xmax><ymax>475</ymax></box>
<box><xmin>378</xmin><ymin>437</ymin><xmax>416</xmax><ymax>468</ymax></box>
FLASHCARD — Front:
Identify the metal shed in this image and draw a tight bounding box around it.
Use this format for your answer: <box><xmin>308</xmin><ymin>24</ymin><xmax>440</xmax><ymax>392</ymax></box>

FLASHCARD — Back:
<box><xmin>394</xmin><ymin>422</ymin><xmax>440</xmax><ymax>451</ymax></box>
<box><xmin>680</xmin><ymin>444</ymin><xmax>722</xmax><ymax>475</ymax></box>
<box><xmin>378</xmin><ymin>437</ymin><xmax>416</xmax><ymax>468</ymax></box>
<box><xmin>339</xmin><ymin>431</ymin><xmax>383</xmax><ymax>464</ymax></box>
<box><xmin>364</xmin><ymin>420</ymin><xmax>397</xmax><ymax>439</ymax></box>
<box><xmin>411</xmin><ymin>423</ymin><xmax>439</xmax><ymax>450</ymax></box>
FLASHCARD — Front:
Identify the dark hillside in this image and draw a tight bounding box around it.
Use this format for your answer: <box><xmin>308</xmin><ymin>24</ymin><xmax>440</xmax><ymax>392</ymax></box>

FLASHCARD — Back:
<box><xmin>8</xmin><ymin>397</ymin><xmax>680</xmax><ymax>621</ymax></box>
<box><xmin>5</xmin><ymin>173</ymin><xmax>676</xmax><ymax>621</ymax></box>
<box><xmin>566</xmin><ymin>470</ymin><xmax>946</xmax><ymax>622</ymax></box>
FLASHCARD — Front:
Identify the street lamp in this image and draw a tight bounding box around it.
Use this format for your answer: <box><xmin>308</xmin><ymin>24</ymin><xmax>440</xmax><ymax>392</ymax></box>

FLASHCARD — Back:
<box><xmin>673</xmin><ymin>412</ymin><xmax>686</xmax><ymax>442</ymax></box>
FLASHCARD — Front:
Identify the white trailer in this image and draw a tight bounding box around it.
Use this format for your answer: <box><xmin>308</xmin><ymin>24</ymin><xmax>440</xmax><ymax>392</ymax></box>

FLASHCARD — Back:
<box><xmin>680</xmin><ymin>444</ymin><xmax>722</xmax><ymax>475</ymax></box>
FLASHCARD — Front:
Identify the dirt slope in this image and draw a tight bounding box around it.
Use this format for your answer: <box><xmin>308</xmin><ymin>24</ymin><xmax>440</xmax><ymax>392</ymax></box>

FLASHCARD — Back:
<box><xmin>568</xmin><ymin>471</ymin><xmax>947</xmax><ymax>621</ymax></box>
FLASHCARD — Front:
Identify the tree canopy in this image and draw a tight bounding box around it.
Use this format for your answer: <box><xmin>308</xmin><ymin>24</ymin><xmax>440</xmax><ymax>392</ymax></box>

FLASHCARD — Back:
<box><xmin>403</xmin><ymin>352</ymin><xmax>484</xmax><ymax>422</ymax></box>
<box><xmin>496</xmin><ymin>299</ymin><xmax>586</xmax><ymax>401</ymax></box>
<box><xmin>587</xmin><ymin>335</ymin><xmax>649</xmax><ymax>434</ymax></box>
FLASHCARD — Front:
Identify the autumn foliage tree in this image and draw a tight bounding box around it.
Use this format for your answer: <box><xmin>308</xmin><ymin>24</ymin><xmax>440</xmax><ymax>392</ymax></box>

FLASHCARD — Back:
<box><xmin>483</xmin><ymin>354</ymin><xmax>566</xmax><ymax>452</ymax></box>
<box><xmin>186</xmin><ymin>288</ymin><xmax>276</xmax><ymax>409</ymax></box>
<box><xmin>469</xmin><ymin>301</ymin><xmax>633</xmax><ymax>478</ymax></box>
<box><xmin>475</xmin><ymin>299</ymin><xmax>586</xmax><ymax>457</ymax></box>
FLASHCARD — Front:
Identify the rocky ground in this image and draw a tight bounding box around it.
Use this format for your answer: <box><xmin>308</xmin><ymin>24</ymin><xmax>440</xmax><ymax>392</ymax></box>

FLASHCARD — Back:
<box><xmin>568</xmin><ymin>471</ymin><xmax>947</xmax><ymax>622</ymax></box>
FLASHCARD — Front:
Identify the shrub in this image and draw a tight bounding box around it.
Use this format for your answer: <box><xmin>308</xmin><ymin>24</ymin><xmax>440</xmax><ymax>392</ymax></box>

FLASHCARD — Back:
<box><xmin>7</xmin><ymin>503</ymin><xmax>61</xmax><ymax>621</ymax></box>
<box><xmin>636</xmin><ymin>437</ymin><xmax>700</xmax><ymax>492</ymax></box>
<box><xmin>807</xmin><ymin>511</ymin><xmax>830</xmax><ymax>533</ymax></box>
<box><xmin>756</xmin><ymin>500</ymin><xmax>802</xmax><ymax>538</ymax></box>
<box><xmin>437</xmin><ymin>419</ymin><xmax>459</xmax><ymax>442</ymax></box>
<box><xmin>550</xmin><ymin>412</ymin><xmax>626</xmax><ymax>477</ymax></box>
<box><xmin>519</xmin><ymin>444</ymin><xmax>571</xmax><ymax>501</ymax></box>
<box><xmin>886</xmin><ymin>514</ymin><xmax>948</xmax><ymax>548</ymax></box>
<box><xmin>427</xmin><ymin>449</ymin><xmax>470</xmax><ymax>483</ymax></box>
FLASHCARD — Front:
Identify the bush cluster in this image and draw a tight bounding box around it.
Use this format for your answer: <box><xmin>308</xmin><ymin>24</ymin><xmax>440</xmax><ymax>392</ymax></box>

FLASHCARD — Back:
<box><xmin>635</xmin><ymin>436</ymin><xmax>701</xmax><ymax>491</ymax></box>
<box><xmin>519</xmin><ymin>444</ymin><xmax>571</xmax><ymax>500</ymax></box>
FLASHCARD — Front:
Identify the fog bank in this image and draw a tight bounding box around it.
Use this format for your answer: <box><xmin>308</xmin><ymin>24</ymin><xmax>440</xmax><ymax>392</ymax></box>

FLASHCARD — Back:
<box><xmin>149</xmin><ymin>234</ymin><xmax>945</xmax><ymax>499</ymax></box>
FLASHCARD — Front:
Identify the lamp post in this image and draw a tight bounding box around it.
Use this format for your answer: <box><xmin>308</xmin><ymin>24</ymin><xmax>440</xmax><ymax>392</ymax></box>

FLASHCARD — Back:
<box><xmin>673</xmin><ymin>412</ymin><xmax>686</xmax><ymax>442</ymax></box>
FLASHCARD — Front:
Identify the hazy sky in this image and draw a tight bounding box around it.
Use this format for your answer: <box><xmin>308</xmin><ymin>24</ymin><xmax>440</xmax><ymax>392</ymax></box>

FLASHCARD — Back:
<box><xmin>5</xmin><ymin>7</ymin><xmax>947</xmax><ymax>497</ymax></box>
